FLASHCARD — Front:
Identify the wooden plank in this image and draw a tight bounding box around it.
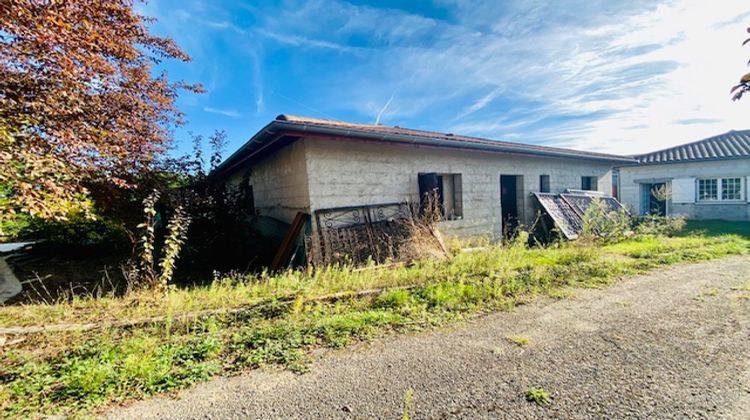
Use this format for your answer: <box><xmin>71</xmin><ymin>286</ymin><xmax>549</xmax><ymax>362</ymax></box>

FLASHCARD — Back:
<box><xmin>271</xmin><ymin>212</ymin><xmax>308</xmax><ymax>271</ymax></box>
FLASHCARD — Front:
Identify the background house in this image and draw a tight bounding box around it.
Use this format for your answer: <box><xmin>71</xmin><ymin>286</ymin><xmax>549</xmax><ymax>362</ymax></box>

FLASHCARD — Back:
<box><xmin>214</xmin><ymin>115</ymin><xmax>633</xmax><ymax>243</ymax></box>
<box><xmin>617</xmin><ymin>130</ymin><xmax>750</xmax><ymax>221</ymax></box>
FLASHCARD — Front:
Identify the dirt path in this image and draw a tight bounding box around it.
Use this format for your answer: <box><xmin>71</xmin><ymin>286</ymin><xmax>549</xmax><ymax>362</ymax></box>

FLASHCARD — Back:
<box><xmin>108</xmin><ymin>256</ymin><xmax>750</xmax><ymax>419</ymax></box>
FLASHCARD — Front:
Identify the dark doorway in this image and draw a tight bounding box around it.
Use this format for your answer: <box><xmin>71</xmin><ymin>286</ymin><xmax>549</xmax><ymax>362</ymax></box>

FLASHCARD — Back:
<box><xmin>648</xmin><ymin>182</ymin><xmax>667</xmax><ymax>216</ymax></box>
<box><xmin>500</xmin><ymin>175</ymin><xmax>522</xmax><ymax>237</ymax></box>
<box><xmin>418</xmin><ymin>173</ymin><xmax>445</xmax><ymax>215</ymax></box>
<box><xmin>641</xmin><ymin>182</ymin><xmax>667</xmax><ymax>216</ymax></box>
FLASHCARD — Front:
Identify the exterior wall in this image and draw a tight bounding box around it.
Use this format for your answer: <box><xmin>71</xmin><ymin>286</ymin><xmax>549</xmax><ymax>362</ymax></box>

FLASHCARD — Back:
<box><xmin>303</xmin><ymin>137</ymin><xmax>614</xmax><ymax>238</ymax></box>
<box><xmin>618</xmin><ymin>159</ymin><xmax>750</xmax><ymax>221</ymax></box>
<box><xmin>224</xmin><ymin>140</ymin><xmax>311</xmax><ymax>224</ymax></box>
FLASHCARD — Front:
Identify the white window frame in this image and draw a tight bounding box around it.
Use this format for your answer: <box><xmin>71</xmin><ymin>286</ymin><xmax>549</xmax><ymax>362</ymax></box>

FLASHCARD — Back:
<box><xmin>721</xmin><ymin>177</ymin><xmax>743</xmax><ymax>201</ymax></box>
<box><xmin>696</xmin><ymin>177</ymin><xmax>745</xmax><ymax>202</ymax></box>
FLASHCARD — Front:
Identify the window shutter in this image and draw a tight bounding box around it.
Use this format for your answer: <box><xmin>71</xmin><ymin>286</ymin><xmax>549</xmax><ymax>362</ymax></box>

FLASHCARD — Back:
<box><xmin>746</xmin><ymin>176</ymin><xmax>750</xmax><ymax>202</ymax></box>
<box><xmin>671</xmin><ymin>178</ymin><xmax>696</xmax><ymax>204</ymax></box>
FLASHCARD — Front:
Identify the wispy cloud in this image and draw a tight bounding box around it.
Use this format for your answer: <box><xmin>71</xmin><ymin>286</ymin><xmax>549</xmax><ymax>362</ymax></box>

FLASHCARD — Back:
<box><xmin>203</xmin><ymin>107</ymin><xmax>241</xmax><ymax>118</ymax></box>
<box><xmin>255</xmin><ymin>28</ymin><xmax>359</xmax><ymax>53</ymax></box>
<box><xmin>145</xmin><ymin>0</ymin><xmax>750</xmax><ymax>156</ymax></box>
<box><xmin>456</xmin><ymin>87</ymin><xmax>505</xmax><ymax>119</ymax></box>
<box><xmin>248</xmin><ymin>49</ymin><xmax>264</xmax><ymax>114</ymax></box>
<box><xmin>322</xmin><ymin>0</ymin><xmax>750</xmax><ymax>153</ymax></box>
<box><xmin>375</xmin><ymin>93</ymin><xmax>395</xmax><ymax>124</ymax></box>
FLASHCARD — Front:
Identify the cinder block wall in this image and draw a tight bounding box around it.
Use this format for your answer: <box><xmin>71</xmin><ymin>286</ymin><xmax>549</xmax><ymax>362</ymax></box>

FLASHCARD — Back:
<box><xmin>618</xmin><ymin>159</ymin><xmax>750</xmax><ymax>221</ymax></box>
<box><xmin>225</xmin><ymin>140</ymin><xmax>311</xmax><ymax>224</ymax></box>
<box><xmin>303</xmin><ymin>137</ymin><xmax>614</xmax><ymax>238</ymax></box>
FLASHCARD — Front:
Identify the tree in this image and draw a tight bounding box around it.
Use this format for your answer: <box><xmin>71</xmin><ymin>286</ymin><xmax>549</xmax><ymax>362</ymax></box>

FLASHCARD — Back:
<box><xmin>731</xmin><ymin>26</ymin><xmax>750</xmax><ymax>101</ymax></box>
<box><xmin>0</xmin><ymin>1</ymin><xmax>201</xmax><ymax>227</ymax></box>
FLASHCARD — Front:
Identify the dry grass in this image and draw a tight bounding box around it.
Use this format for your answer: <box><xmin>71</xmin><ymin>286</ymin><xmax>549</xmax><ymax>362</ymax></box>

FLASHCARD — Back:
<box><xmin>1</xmin><ymin>232</ymin><xmax>746</xmax><ymax>328</ymax></box>
<box><xmin>0</xmin><ymin>230</ymin><xmax>747</xmax><ymax>417</ymax></box>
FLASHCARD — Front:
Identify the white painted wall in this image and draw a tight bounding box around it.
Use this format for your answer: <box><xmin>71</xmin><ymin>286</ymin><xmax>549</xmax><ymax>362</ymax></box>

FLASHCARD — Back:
<box><xmin>618</xmin><ymin>158</ymin><xmax>750</xmax><ymax>221</ymax></box>
<box><xmin>303</xmin><ymin>137</ymin><xmax>614</xmax><ymax>238</ymax></box>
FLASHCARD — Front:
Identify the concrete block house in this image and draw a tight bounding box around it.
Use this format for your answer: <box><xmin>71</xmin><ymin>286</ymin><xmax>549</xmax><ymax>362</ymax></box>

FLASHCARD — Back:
<box><xmin>617</xmin><ymin>130</ymin><xmax>750</xmax><ymax>221</ymax></box>
<box><xmin>214</xmin><ymin>115</ymin><xmax>633</xmax><ymax>245</ymax></box>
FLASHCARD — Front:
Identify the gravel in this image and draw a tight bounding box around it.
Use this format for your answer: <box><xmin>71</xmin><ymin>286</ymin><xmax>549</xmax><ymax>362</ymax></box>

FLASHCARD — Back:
<box><xmin>106</xmin><ymin>256</ymin><xmax>750</xmax><ymax>419</ymax></box>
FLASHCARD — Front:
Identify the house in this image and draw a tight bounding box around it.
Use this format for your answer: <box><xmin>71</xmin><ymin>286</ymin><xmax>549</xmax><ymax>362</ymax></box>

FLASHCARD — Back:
<box><xmin>617</xmin><ymin>130</ymin><xmax>750</xmax><ymax>221</ymax></box>
<box><xmin>214</xmin><ymin>115</ymin><xmax>634</xmax><ymax>245</ymax></box>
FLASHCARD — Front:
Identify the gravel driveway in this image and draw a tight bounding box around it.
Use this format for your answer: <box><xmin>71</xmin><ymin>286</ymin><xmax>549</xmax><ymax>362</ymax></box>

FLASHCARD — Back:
<box><xmin>108</xmin><ymin>256</ymin><xmax>750</xmax><ymax>419</ymax></box>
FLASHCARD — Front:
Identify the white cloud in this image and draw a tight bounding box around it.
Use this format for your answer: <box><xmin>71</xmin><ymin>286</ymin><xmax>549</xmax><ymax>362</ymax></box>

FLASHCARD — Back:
<box><xmin>147</xmin><ymin>0</ymin><xmax>750</xmax><ymax>156</ymax></box>
<box><xmin>334</xmin><ymin>0</ymin><xmax>750</xmax><ymax>154</ymax></box>
<box><xmin>375</xmin><ymin>93</ymin><xmax>396</xmax><ymax>125</ymax></box>
<box><xmin>203</xmin><ymin>107</ymin><xmax>241</xmax><ymax>118</ymax></box>
<box><xmin>248</xmin><ymin>49</ymin><xmax>264</xmax><ymax>114</ymax></box>
<box><xmin>553</xmin><ymin>0</ymin><xmax>750</xmax><ymax>154</ymax></box>
<box><xmin>255</xmin><ymin>28</ymin><xmax>359</xmax><ymax>53</ymax></box>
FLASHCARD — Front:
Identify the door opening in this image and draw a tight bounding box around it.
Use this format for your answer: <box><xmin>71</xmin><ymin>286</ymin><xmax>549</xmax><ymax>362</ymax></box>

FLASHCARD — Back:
<box><xmin>500</xmin><ymin>175</ymin><xmax>523</xmax><ymax>237</ymax></box>
<box><xmin>641</xmin><ymin>182</ymin><xmax>667</xmax><ymax>216</ymax></box>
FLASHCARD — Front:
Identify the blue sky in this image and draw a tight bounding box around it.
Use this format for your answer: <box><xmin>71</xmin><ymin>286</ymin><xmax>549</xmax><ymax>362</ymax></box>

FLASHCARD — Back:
<box><xmin>139</xmin><ymin>0</ymin><xmax>750</xmax><ymax>157</ymax></box>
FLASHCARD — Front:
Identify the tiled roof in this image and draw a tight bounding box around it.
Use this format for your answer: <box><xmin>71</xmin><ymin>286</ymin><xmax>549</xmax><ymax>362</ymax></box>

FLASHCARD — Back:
<box><xmin>215</xmin><ymin>115</ymin><xmax>635</xmax><ymax>176</ymax></box>
<box><xmin>635</xmin><ymin>130</ymin><xmax>750</xmax><ymax>164</ymax></box>
<box><xmin>275</xmin><ymin>115</ymin><xmax>632</xmax><ymax>162</ymax></box>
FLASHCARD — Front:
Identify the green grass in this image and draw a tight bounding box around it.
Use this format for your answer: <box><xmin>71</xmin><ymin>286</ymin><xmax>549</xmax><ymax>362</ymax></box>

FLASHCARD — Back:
<box><xmin>680</xmin><ymin>220</ymin><xmax>750</xmax><ymax>240</ymax></box>
<box><xmin>402</xmin><ymin>388</ymin><xmax>414</xmax><ymax>420</ymax></box>
<box><xmin>507</xmin><ymin>335</ymin><xmax>530</xmax><ymax>346</ymax></box>
<box><xmin>525</xmin><ymin>387</ymin><xmax>551</xmax><ymax>405</ymax></box>
<box><xmin>1</xmin><ymin>229</ymin><xmax>748</xmax><ymax>417</ymax></box>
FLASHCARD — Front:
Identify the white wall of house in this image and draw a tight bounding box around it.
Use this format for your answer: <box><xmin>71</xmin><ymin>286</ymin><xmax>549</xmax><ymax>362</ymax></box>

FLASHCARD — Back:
<box><xmin>302</xmin><ymin>137</ymin><xmax>614</xmax><ymax>238</ymax></box>
<box><xmin>618</xmin><ymin>159</ymin><xmax>750</xmax><ymax>221</ymax></box>
<box><xmin>225</xmin><ymin>140</ymin><xmax>311</xmax><ymax>223</ymax></box>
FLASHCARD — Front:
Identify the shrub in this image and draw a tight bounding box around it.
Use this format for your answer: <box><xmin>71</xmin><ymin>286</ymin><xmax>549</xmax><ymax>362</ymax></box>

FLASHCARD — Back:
<box><xmin>19</xmin><ymin>213</ymin><xmax>130</xmax><ymax>253</ymax></box>
<box><xmin>0</xmin><ymin>212</ymin><xmax>31</xmax><ymax>240</ymax></box>
<box><xmin>131</xmin><ymin>191</ymin><xmax>191</xmax><ymax>293</ymax></box>
<box><xmin>580</xmin><ymin>198</ymin><xmax>632</xmax><ymax>243</ymax></box>
<box><xmin>633</xmin><ymin>215</ymin><xmax>686</xmax><ymax>237</ymax></box>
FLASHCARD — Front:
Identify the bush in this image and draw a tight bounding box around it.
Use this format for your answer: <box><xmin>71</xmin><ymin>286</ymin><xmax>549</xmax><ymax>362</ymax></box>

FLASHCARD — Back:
<box><xmin>0</xmin><ymin>213</ymin><xmax>31</xmax><ymax>240</ymax></box>
<box><xmin>21</xmin><ymin>214</ymin><xmax>130</xmax><ymax>252</ymax></box>
<box><xmin>580</xmin><ymin>199</ymin><xmax>632</xmax><ymax>243</ymax></box>
<box><xmin>633</xmin><ymin>215</ymin><xmax>686</xmax><ymax>237</ymax></box>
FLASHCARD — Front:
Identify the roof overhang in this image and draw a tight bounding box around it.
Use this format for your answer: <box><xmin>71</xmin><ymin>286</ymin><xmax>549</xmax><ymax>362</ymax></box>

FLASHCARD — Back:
<box><xmin>618</xmin><ymin>155</ymin><xmax>750</xmax><ymax>167</ymax></box>
<box><xmin>213</xmin><ymin>118</ymin><xmax>637</xmax><ymax>177</ymax></box>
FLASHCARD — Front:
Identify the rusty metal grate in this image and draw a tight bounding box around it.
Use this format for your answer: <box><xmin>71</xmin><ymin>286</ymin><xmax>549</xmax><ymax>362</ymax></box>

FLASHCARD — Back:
<box><xmin>313</xmin><ymin>202</ymin><xmax>411</xmax><ymax>266</ymax></box>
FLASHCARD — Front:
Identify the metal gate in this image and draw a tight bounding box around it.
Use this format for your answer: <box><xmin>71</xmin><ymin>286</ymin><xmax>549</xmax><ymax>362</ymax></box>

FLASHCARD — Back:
<box><xmin>313</xmin><ymin>202</ymin><xmax>411</xmax><ymax>266</ymax></box>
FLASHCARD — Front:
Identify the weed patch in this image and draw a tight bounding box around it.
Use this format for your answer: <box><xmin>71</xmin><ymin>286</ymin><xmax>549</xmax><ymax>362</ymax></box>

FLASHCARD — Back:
<box><xmin>525</xmin><ymin>387</ymin><xmax>551</xmax><ymax>405</ymax></box>
<box><xmin>507</xmin><ymin>335</ymin><xmax>530</xmax><ymax>346</ymax></box>
<box><xmin>0</xmin><ymin>230</ymin><xmax>747</xmax><ymax>416</ymax></box>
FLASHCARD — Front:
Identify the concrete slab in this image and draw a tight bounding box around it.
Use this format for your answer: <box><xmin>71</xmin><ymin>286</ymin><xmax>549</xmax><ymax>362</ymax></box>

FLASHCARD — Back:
<box><xmin>0</xmin><ymin>241</ymin><xmax>36</xmax><ymax>254</ymax></box>
<box><xmin>0</xmin><ymin>257</ymin><xmax>22</xmax><ymax>304</ymax></box>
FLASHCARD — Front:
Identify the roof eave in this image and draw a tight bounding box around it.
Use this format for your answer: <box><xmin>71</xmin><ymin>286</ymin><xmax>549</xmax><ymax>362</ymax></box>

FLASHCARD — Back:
<box><xmin>213</xmin><ymin>120</ymin><xmax>636</xmax><ymax>177</ymax></box>
<box><xmin>283</xmin><ymin>121</ymin><xmax>634</xmax><ymax>163</ymax></box>
<box><xmin>633</xmin><ymin>155</ymin><xmax>750</xmax><ymax>166</ymax></box>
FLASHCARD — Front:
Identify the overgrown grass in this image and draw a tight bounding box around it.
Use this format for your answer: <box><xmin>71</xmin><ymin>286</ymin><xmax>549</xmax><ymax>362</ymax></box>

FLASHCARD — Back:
<box><xmin>1</xmin><ymin>230</ymin><xmax>748</xmax><ymax>416</ymax></box>
<box><xmin>680</xmin><ymin>220</ymin><xmax>750</xmax><ymax>240</ymax></box>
